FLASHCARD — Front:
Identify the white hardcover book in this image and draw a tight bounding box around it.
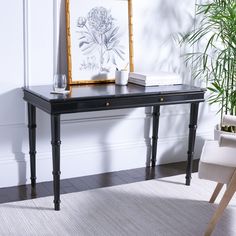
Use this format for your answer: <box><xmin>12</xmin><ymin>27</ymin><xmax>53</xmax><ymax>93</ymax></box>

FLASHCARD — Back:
<box><xmin>129</xmin><ymin>72</ymin><xmax>181</xmax><ymax>82</ymax></box>
<box><xmin>128</xmin><ymin>78</ymin><xmax>157</xmax><ymax>85</ymax></box>
<box><xmin>128</xmin><ymin>73</ymin><xmax>182</xmax><ymax>86</ymax></box>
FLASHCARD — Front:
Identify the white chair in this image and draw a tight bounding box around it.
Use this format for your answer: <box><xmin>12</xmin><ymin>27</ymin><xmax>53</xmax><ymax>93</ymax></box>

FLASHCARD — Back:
<box><xmin>199</xmin><ymin>115</ymin><xmax>236</xmax><ymax>236</ymax></box>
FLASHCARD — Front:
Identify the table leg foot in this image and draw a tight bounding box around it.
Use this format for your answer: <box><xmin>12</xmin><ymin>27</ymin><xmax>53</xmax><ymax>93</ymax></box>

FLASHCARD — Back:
<box><xmin>151</xmin><ymin>161</ymin><xmax>156</xmax><ymax>167</ymax></box>
<box><xmin>185</xmin><ymin>177</ymin><xmax>191</xmax><ymax>186</ymax></box>
<box><xmin>31</xmin><ymin>177</ymin><xmax>36</xmax><ymax>188</ymax></box>
<box><xmin>54</xmin><ymin>200</ymin><xmax>61</xmax><ymax>211</ymax></box>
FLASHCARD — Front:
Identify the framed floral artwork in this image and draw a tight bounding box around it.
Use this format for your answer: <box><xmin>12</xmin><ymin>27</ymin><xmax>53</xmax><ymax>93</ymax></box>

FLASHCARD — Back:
<box><xmin>66</xmin><ymin>0</ymin><xmax>134</xmax><ymax>84</ymax></box>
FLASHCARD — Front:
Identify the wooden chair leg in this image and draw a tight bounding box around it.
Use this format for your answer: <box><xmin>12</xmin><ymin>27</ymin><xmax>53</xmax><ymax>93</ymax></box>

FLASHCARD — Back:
<box><xmin>209</xmin><ymin>183</ymin><xmax>224</xmax><ymax>203</ymax></box>
<box><xmin>204</xmin><ymin>170</ymin><xmax>236</xmax><ymax>236</ymax></box>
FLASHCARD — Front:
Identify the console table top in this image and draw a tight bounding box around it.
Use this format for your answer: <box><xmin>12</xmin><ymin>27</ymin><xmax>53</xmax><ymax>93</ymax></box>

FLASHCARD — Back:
<box><xmin>23</xmin><ymin>83</ymin><xmax>205</xmax><ymax>102</ymax></box>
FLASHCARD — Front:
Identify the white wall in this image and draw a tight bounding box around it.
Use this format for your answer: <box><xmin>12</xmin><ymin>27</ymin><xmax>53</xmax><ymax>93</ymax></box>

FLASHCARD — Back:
<box><xmin>0</xmin><ymin>0</ymin><xmax>218</xmax><ymax>187</ymax></box>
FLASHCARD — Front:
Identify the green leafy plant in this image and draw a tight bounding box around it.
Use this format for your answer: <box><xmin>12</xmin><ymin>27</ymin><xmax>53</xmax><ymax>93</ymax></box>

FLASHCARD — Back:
<box><xmin>181</xmin><ymin>0</ymin><xmax>236</xmax><ymax>132</ymax></box>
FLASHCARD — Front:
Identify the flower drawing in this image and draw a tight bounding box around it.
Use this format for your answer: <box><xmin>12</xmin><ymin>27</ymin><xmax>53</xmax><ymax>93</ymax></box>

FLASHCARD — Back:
<box><xmin>88</xmin><ymin>7</ymin><xmax>113</xmax><ymax>34</ymax></box>
<box><xmin>77</xmin><ymin>17</ymin><xmax>87</xmax><ymax>28</ymax></box>
<box><xmin>77</xmin><ymin>6</ymin><xmax>126</xmax><ymax>73</ymax></box>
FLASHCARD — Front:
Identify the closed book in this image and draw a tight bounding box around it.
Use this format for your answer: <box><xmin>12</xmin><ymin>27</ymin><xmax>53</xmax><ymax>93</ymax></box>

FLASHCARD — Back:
<box><xmin>128</xmin><ymin>74</ymin><xmax>181</xmax><ymax>86</ymax></box>
<box><xmin>129</xmin><ymin>72</ymin><xmax>181</xmax><ymax>82</ymax></box>
<box><xmin>128</xmin><ymin>78</ymin><xmax>159</xmax><ymax>86</ymax></box>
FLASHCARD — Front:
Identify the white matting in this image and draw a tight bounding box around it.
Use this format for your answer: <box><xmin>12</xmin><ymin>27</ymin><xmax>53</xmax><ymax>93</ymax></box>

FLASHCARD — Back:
<box><xmin>0</xmin><ymin>173</ymin><xmax>236</xmax><ymax>236</ymax></box>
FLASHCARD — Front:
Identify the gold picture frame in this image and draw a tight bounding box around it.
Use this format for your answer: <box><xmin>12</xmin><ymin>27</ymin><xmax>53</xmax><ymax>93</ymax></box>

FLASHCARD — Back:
<box><xmin>66</xmin><ymin>0</ymin><xmax>134</xmax><ymax>85</ymax></box>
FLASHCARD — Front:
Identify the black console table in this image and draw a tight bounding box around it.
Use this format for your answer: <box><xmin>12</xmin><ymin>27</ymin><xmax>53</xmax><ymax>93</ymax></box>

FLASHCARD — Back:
<box><xmin>23</xmin><ymin>83</ymin><xmax>205</xmax><ymax>210</ymax></box>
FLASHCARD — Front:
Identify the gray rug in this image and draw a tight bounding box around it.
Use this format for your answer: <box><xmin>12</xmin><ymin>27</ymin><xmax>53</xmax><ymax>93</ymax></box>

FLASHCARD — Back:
<box><xmin>0</xmin><ymin>173</ymin><xmax>236</xmax><ymax>236</ymax></box>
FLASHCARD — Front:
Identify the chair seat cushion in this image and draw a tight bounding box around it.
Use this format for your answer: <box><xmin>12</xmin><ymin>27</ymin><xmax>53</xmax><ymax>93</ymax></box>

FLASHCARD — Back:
<box><xmin>200</xmin><ymin>140</ymin><xmax>236</xmax><ymax>167</ymax></box>
<box><xmin>198</xmin><ymin>161</ymin><xmax>235</xmax><ymax>184</ymax></box>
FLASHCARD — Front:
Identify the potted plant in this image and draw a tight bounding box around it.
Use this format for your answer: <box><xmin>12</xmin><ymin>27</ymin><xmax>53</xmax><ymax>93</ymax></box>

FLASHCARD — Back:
<box><xmin>181</xmin><ymin>0</ymin><xmax>236</xmax><ymax>136</ymax></box>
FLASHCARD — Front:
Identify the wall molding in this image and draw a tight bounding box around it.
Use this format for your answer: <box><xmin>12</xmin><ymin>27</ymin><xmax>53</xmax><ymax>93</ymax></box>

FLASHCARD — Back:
<box><xmin>0</xmin><ymin>129</ymin><xmax>211</xmax><ymax>187</ymax></box>
<box><xmin>0</xmin><ymin>122</ymin><xmax>26</xmax><ymax>128</ymax></box>
<box><xmin>53</xmin><ymin>0</ymin><xmax>60</xmax><ymax>74</ymax></box>
<box><xmin>23</xmin><ymin>0</ymin><xmax>29</xmax><ymax>87</ymax></box>
<box><xmin>0</xmin><ymin>108</ymin><xmax>200</xmax><ymax>129</ymax></box>
<box><xmin>61</xmin><ymin>113</ymin><xmax>152</xmax><ymax>124</ymax></box>
<box><xmin>0</xmin><ymin>130</ymin><xmax>212</xmax><ymax>165</ymax></box>
<box><xmin>61</xmin><ymin>108</ymin><xmax>193</xmax><ymax>124</ymax></box>
<box><xmin>23</xmin><ymin>0</ymin><xmax>29</xmax><ymax>125</ymax></box>
<box><xmin>0</xmin><ymin>139</ymin><xmax>148</xmax><ymax>164</ymax></box>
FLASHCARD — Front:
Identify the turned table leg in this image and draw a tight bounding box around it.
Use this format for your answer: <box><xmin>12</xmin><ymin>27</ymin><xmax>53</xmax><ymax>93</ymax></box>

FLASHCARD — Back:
<box><xmin>151</xmin><ymin>105</ymin><xmax>160</xmax><ymax>167</ymax></box>
<box><xmin>27</xmin><ymin>103</ymin><xmax>37</xmax><ymax>188</ymax></box>
<box><xmin>186</xmin><ymin>103</ymin><xmax>199</xmax><ymax>186</ymax></box>
<box><xmin>51</xmin><ymin>114</ymin><xmax>61</xmax><ymax>211</ymax></box>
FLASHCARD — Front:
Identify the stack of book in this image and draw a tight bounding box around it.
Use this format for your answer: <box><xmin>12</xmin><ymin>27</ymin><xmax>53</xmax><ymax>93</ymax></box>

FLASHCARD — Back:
<box><xmin>128</xmin><ymin>72</ymin><xmax>182</xmax><ymax>86</ymax></box>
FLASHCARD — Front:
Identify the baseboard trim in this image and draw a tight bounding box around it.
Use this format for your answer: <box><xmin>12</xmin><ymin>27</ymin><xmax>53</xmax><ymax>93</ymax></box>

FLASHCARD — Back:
<box><xmin>0</xmin><ymin>131</ymin><xmax>211</xmax><ymax>187</ymax></box>
<box><xmin>0</xmin><ymin>130</ymin><xmax>212</xmax><ymax>165</ymax></box>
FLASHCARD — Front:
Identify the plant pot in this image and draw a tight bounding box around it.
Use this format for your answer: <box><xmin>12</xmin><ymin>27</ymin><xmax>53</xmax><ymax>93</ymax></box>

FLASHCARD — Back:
<box><xmin>214</xmin><ymin>124</ymin><xmax>236</xmax><ymax>141</ymax></box>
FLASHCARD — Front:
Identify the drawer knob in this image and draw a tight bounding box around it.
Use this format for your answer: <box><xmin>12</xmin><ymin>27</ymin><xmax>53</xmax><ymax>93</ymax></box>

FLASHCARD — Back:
<box><xmin>160</xmin><ymin>97</ymin><xmax>164</xmax><ymax>102</ymax></box>
<box><xmin>105</xmin><ymin>102</ymin><xmax>110</xmax><ymax>107</ymax></box>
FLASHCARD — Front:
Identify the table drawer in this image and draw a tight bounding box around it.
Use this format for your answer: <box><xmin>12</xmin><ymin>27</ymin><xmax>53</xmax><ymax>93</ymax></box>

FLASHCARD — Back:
<box><xmin>51</xmin><ymin>92</ymin><xmax>204</xmax><ymax>114</ymax></box>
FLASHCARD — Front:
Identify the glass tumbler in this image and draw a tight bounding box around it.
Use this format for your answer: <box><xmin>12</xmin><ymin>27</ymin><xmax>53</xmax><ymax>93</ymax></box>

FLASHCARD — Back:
<box><xmin>53</xmin><ymin>74</ymin><xmax>67</xmax><ymax>92</ymax></box>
